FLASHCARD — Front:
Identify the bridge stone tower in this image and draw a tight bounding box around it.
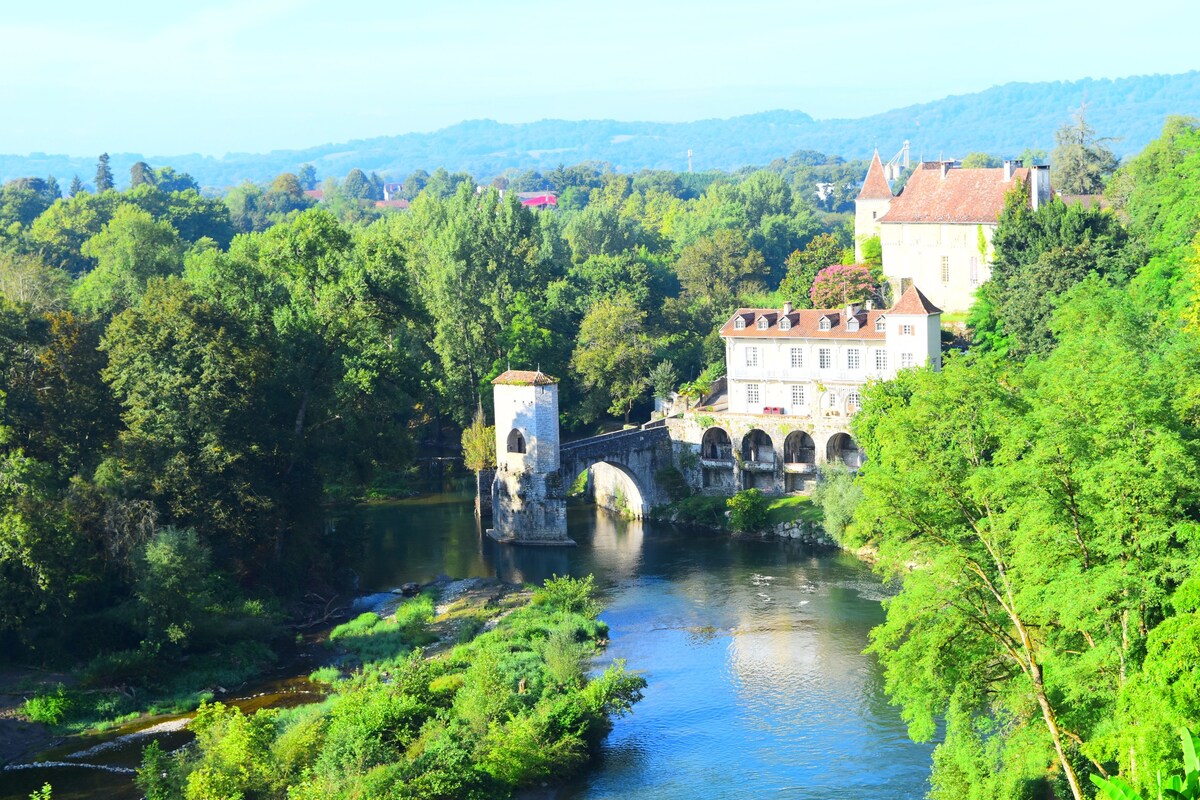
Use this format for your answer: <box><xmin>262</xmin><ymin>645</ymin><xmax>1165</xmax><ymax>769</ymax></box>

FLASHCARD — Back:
<box><xmin>488</xmin><ymin>370</ymin><xmax>573</xmax><ymax>546</ymax></box>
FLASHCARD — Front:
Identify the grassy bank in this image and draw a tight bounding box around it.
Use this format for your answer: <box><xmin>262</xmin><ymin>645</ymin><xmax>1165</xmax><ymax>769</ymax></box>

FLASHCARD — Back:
<box><xmin>136</xmin><ymin>576</ymin><xmax>645</xmax><ymax>800</ymax></box>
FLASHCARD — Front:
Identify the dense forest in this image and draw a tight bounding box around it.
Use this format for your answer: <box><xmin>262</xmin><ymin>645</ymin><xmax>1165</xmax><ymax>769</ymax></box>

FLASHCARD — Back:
<box><xmin>1</xmin><ymin>71</ymin><xmax>1196</xmax><ymax>186</ymax></box>
<box><xmin>848</xmin><ymin>115</ymin><xmax>1200</xmax><ymax>799</ymax></box>
<box><xmin>2</xmin><ymin>104</ymin><xmax>1199</xmax><ymax>798</ymax></box>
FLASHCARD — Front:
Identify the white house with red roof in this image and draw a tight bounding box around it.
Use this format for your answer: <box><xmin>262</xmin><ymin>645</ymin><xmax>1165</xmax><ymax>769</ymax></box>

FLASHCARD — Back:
<box><xmin>854</xmin><ymin>156</ymin><xmax>1051</xmax><ymax>314</ymax></box>
<box><xmin>720</xmin><ymin>284</ymin><xmax>942</xmax><ymax>419</ymax></box>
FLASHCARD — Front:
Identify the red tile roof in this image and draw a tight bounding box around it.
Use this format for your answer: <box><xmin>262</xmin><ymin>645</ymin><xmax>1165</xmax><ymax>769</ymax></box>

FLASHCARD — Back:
<box><xmin>720</xmin><ymin>307</ymin><xmax>887</xmax><ymax>340</ymax></box>
<box><xmin>519</xmin><ymin>193</ymin><xmax>557</xmax><ymax>207</ymax></box>
<box><xmin>857</xmin><ymin>151</ymin><xmax>893</xmax><ymax>200</ymax></box>
<box><xmin>720</xmin><ymin>285</ymin><xmax>940</xmax><ymax>339</ymax></box>
<box><xmin>492</xmin><ymin>370</ymin><xmax>558</xmax><ymax>386</ymax></box>
<box><xmin>889</xmin><ymin>284</ymin><xmax>942</xmax><ymax>315</ymax></box>
<box><xmin>374</xmin><ymin>198</ymin><xmax>410</xmax><ymax>209</ymax></box>
<box><xmin>879</xmin><ymin>163</ymin><xmax>1028</xmax><ymax>224</ymax></box>
<box><xmin>304</xmin><ymin>189</ymin><xmax>325</xmax><ymax>201</ymax></box>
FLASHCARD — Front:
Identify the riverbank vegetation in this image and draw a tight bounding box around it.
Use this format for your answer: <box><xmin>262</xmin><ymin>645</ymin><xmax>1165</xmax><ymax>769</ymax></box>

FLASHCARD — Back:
<box><xmin>135</xmin><ymin>575</ymin><xmax>645</xmax><ymax>800</ymax></box>
<box><xmin>849</xmin><ymin>116</ymin><xmax>1200</xmax><ymax>799</ymax></box>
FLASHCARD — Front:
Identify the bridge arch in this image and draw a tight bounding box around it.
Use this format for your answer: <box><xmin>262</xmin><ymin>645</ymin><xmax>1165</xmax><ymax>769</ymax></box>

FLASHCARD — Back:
<box><xmin>586</xmin><ymin>460</ymin><xmax>649</xmax><ymax>519</ymax></box>
<box><xmin>783</xmin><ymin>431</ymin><xmax>815</xmax><ymax>465</ymax></box>
<box><xmin>740</xmin><ymin>429</ymin><xmax>776</xmax><ymax>491</ymax></box>
<box><xmin>826</xmin><ymin>432</ymin><xmax>863</xmax><ymax>469</ymax></box>
<box><xmin>701</xmin><ymin>427</ymin><xmax>733</xmax><ymax>460</ymax></box>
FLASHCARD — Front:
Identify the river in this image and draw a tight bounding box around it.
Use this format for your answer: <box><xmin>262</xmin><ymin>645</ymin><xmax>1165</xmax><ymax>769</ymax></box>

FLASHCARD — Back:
<box><xmin>1</xmin><ymin>485</ymin><xmax>933</xmax><ymax>799</ymax></box>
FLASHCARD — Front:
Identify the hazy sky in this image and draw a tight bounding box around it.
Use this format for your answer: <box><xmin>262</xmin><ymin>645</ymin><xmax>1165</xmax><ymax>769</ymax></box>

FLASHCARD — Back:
<box><xmin>2</xmin><ymin>0</ymin><xmax>1195</xmax><ymax>156</ymax></box>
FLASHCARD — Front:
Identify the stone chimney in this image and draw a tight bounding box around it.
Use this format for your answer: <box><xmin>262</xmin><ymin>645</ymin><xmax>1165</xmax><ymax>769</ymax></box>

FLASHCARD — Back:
<box><xmin>865</xmin><ymin>299</ymin><xmax>873</xmax><ymax>311</ymax></box>
<box><xmin>782</xmin><ymin>301</ymin><xmax>793</xmax><ymax>315</ymax></box>
<box><xmin>845</xmin><ymin>302</ymin><xmax>859</xmax><ymax>319</ymax></box>
<box><xmin>1003</xmin><ymin>158</ymin><xmax>1019</xmax><ymax>181</ymax></box>
<box><xmin>939</xmin><ymin>160</ymin><xmax>954</xmax><ymax>179</ymax></box>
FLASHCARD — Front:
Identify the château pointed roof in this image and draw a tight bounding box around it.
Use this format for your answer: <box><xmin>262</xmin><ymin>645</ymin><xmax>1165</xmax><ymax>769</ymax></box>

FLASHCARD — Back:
<box><xmin>857</xmin><ymin>151</ymin><xmax>893</xmax><ymax>200</ymax></box>
<box><xmin>888</xmin><ymin>284</ymin><xmax>942</xmax><ymax>316</ymax></box>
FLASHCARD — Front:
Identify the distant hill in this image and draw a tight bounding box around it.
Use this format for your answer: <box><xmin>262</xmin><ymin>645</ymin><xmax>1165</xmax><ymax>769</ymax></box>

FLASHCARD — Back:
<box><xmin>3</xmin><ymin>72</ymin><xmax>1198</xmax><ymax>188</ymax></box>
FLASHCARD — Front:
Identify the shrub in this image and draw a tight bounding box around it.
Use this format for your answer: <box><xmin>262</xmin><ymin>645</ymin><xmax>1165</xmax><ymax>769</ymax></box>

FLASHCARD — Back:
<box><xmin>23</xmin><ymin>684</ymin><xmax>72</xmax><ymax>725</ymax></box>
<box><xmin>541</xmin><ymin>626</ymin><xmax>588</xmax><ymax>688</ymax></box>
<box><xmin>308</xmin><ymin>667</ymin><xmax>340</xmax><ymax>685</ymax></box>
<box><xmin>727</xmin><ymin>489</ymin><xmax>769</xmax><ymax>532</ymax></box>
<box><xmin>812</xmin><ymin>463</ymin><xmax>863</xmax><ymax>543</ymax></box>
<box><xmin>532</xmin><ymin>575</ymin><xmax>600</xmax><ymax>617</ymax></box>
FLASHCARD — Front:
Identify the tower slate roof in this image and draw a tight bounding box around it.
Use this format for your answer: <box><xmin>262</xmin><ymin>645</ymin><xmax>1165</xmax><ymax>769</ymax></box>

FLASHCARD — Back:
<box><xmin>857</xmin><ymin>151</ymin><xmax>893</xmax><ymax>200</ymax></box>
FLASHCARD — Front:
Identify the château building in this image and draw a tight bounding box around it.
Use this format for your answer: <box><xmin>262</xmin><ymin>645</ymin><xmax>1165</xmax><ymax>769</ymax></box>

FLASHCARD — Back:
<box><xmin>720</xmin><ymin>284</ymin><xmax>942</xmax><ymax>418</ymax></box>
<box><xmin>854</xmin><ymin>153</ymin><xmax>1051</xmax><ymax>314</ymax></box>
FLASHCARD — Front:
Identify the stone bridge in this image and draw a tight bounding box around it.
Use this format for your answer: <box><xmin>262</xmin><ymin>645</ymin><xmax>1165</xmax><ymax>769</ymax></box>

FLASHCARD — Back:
<box><xmin>558</xmin><ymin>422</ymin><xmax>672</xmax><ymax>519</ymax></box>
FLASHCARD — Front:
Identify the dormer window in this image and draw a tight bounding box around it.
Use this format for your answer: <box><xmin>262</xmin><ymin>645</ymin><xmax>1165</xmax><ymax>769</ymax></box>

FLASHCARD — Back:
<box><xmin>734</xmin><ymin>317</ymin><xmax>746</xmax><ymax>330</ymax></box>
<box><xmin>757</xmin><ymin>317</ymin><xmax>769</xmax><ymax>330</ymax></box>
<box><xmin>875</xmin><ymin>318</ymin><xmax>885</xmax><ymax>332</ymax></box>
<box><xmin>779</xmin><ymin>317</ymin><xmax>791</xmax><ymax>331</ymax></box>
<box><xmin>818</xmin><ymin>317</ymin><xmax>831</xmax><ymax>331</ymax></box>
<box><xmin>847</xmin><ymin>317</ymin><xmax>860</xmax><ymax>332</ymax></box>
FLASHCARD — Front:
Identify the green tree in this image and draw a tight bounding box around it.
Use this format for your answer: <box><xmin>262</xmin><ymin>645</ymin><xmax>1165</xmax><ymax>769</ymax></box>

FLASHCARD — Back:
<box><xmin>673</xmin><ymin>229</ymin><xmax>767</xmax><ymax>308</ymax></box>
<box><xmin>74</xmin><ymin>205</ymin><xmax>184</xmax><ymax>316</ymax></box>
<box><xmin>571</xmin><ymin>292</ymin><xmax>652</xmax><ymax>423</ymax></box>
<box><xmin>974</xmin><ymin>183</ymin><xmax>1135</xmax><ymax>357</ymax></box>
<box><xmin>779</xmin><ymin>232</ymin><xmax>848</xmax><ymax>307</ymax></box>
<box><xmin>342</xmin><ymin>168</ymin><xmax>373</xmax><ymax>200</ymax></box>
<box><xmin>68</xmin><ymin>175</ymin><xmax>85</xmax><ymax>196</ymax></box>
<box><xmin>101</xmin><ymin>277</ymin><xmax>273</xmax><ymax>554</ymax></box>
<box><xmin>1051</xmin><ymin>103</ymin><xmax>1119</xmax><ymax>195</ymax></box>
<box><xmin>648</xmin><ymin>360</ymin><xmax>677</xmax><ymax>400</ymax></box>
<box><xmin>296</xmin><ymin>163</ymin><xmax>317</xmax><ymax>191</ymax></box>
<box><xmin>129</xmin><ymin>161</ymin><xmax>155</xmax><ymax>188</ymax></box>
<box><xmin>152</xmin><ymin>166</ymin><xmax>199</xmax><ymax>193</ymax></box>
<box><xmin>94</xmin><ymin>153</ymin><xmax>114</xmax><ymax>192</ymax></box>
<box><xmin>960</xmin><ymin>152</ymin><xmax>1002</xmax><ymax>168</ymax></box>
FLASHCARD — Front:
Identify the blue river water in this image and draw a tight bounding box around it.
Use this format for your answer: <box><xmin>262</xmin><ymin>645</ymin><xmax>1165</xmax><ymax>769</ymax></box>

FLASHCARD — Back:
<box><xmin>343</xmin><ymin>489</ymin><xmax>934</xmax><ymax>799</ymax></box>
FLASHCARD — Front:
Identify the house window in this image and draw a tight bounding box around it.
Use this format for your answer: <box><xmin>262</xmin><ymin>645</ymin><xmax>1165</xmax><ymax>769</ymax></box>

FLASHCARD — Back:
<box><xmin>757</xmin><ymin>317</ymin><xmax>769</xmax><ymax>330</ymax></box>
<box><xmin>901</xmin><ymin>324</ymin><xmax>914</xmax><ymax>335</ymax></box>
<box><xmin>818</xmin><ymin>348</ymin><xmax>831</xmax><ymax>369</ymax></box>
<box><xmin>847</xmin><ymin>391</ymin><xmax>861</xmax><ymax>412</ymax></box>
<box><xmin>901</xmin><ymin>353</ymin><xmax>914</xmax><ymax>368</ymax></box>
<box><xmin>872</xmin><ymin>211</ymin><xmax>877</xmax><ymax>219</ymax></box>
<box><xmin>875</xmin><ymin>350</ymin><xmax>888</xmax><ymax>371</ymax></box>
<box><xmin>745</xmin><ymin>347</ymin><xmax>758</xmax><ymax>367</ymax></box>
<box><xmin>875</xmin><ymin>318</ymin><xmax>885</xmax><ymax>332</ymax></box>
<box><xmin>827</xmin><ymin>391</ymin><xmax>838</xmax><ymax>409</ymax></box>
<box><xmin>941</xmin><ymin>256</ymin><xmax>950</xmax><ymax>283</ymax></box>
<box><xmin>791</xmin><ymin>385</ymin><xmax>805</xmax><ymax>408</ymax></box>
<box><xmin>847</xmin><ymin>348</ymin><xmax>861</xmax><ymax>369</ymax></box>
<box><xmin>819</xmin><ymin>317</ymin><xmax>831</xmax><ymax>331</ymax></box>
<box><xmin>790</xmin><ymin>348</ymin><xmax>803</xmax><ymax>369</ymax></box>
<box><xmin>747</xmin><ymin>384</ymin><xmax>760</xmax><ymax>405</ymax></box>
<box><xmin>734</xmin><ymin>317</ymin><xmax>746</xmax><ymax>330</ymax></box>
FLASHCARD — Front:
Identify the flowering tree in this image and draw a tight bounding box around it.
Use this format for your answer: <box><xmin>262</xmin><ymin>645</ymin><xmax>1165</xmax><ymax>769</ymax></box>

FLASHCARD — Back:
<box><xmin>809</xmin><ymin>263</ymin><xmax>875</xmax><ymax>308</ymax></box>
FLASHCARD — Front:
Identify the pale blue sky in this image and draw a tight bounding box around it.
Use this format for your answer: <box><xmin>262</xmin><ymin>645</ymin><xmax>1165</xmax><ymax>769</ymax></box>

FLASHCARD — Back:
<box><xmin>1</xmin><ymin>0</ymin><xmax>1194</xmax><ymax>156</ymax></box>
